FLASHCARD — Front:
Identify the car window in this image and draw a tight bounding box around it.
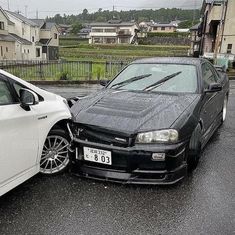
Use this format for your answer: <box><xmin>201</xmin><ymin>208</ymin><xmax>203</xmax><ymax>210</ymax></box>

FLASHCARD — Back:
<box><xmin>0</xmin><ymin>80</ymin><xmax>14</xmax><ymax>105</ymax></box>
<box><xmin>13</xmin><ymin>82</ymin><xmax>24</xmax><ymax>98</ymax></box>
<box><xmin>108</xmin><ymin>63</ymin><xmax>198</xmax><ymax>93</ymax></box>
<box><xmin>12</xmin><ymin>81</ymin><xmax>44</xmax><ymax>102</ymax></box>
<box><xmin>202</xmin><ymin>63</ymin><xmax>218</xmax><ymax>87</ymax></box>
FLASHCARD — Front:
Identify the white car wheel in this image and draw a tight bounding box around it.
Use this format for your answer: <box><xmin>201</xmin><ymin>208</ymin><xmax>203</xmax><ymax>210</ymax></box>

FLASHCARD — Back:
<box><xmin>40</xmin><ymin>129</ymin><xmax>70</xmax><ymax>175</ymax></box>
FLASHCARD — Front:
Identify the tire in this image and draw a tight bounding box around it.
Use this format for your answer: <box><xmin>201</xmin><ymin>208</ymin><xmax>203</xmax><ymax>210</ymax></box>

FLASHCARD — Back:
<box><xmin>40</xmin><ymin>129</ymin><xmax>71</xmax><ymax>175</ymax></box>
<box><xmin>187</xmin><ymin>124</ymin><xmax>202</xmax><ymax>172</ymax></box>
<box><xmin>221</xmin><ymin>95</ymin><xmax>228</xmax><ymax>123</ymax></box>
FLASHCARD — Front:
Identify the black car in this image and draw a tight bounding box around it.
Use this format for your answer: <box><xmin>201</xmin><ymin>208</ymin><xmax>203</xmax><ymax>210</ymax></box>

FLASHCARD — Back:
<box><xmin>69</xmin><ymin>57</ymin><xmax>229</xmax><ymax>185</ymax></box>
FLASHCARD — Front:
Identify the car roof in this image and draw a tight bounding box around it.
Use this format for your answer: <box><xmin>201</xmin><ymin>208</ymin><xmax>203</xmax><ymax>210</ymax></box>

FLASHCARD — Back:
<box><xmin>131</xmin><ymin>57</ymin><xmax>205</xmax><ymax>66</ymax></box>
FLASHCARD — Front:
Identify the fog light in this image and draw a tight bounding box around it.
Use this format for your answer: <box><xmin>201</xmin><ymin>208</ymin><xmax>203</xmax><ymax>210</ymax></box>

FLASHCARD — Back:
<box><xmin>152</xmin><ymin>153</ymin><xmax>165</xmax><ymax>161</ymax></box>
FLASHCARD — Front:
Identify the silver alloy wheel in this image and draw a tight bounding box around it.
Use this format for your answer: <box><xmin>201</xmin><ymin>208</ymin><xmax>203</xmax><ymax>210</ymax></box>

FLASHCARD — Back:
<box><xmin>222</xmin><ymin>96</ymin><xmax>228</xmax><ymax>122</ymax></box>
<box><xmin>40</xmin><ymin>135</ymin><xmax>70</xmax><ymax>174</ymax></box>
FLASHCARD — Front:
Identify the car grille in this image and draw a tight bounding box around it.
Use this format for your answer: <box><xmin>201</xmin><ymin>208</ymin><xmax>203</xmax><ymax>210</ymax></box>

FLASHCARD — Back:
<box><xmin>75</xmin><ymin>124</ymin><xmax>133</xmax><ymax>148</ymax></box>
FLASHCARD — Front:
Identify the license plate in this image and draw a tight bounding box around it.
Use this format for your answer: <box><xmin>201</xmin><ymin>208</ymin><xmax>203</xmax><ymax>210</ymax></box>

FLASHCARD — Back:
<box><xmin>83</xmin><ymin>147</ymin><xmax>112</xmax><ymax>165</ymax></box>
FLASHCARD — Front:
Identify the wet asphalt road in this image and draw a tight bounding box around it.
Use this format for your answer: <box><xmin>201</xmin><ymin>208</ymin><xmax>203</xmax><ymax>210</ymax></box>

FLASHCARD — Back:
<box><xmin>0</xmin><ymin>82</ymin><xmax>235</xmax><ymax>235</ymax></box>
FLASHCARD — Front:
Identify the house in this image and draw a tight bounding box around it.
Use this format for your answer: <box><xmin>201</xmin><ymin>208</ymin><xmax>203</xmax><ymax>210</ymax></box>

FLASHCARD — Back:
<box><xmin>58</xmin><ymin>24</ymin><xmax>72</xmax><ymax>36</ymax></box>
<box><xmin>189</xmin><ymin>23</ymin><xmax>202</xmax><ymax>57</ymax></box>
<box><xmin>194</xmin><ymin>0</ymin><xmax>235</xmax><ymax>64</ymax></box>
<box><xmin>5</xmin><ymin>10</ymin><xmax>42</xmax><ymax>60</ymax></box>
<box><xmin>78</xmin><ymin>27</ymin><xmax>91</xmax><ymax>39</ymax></box>
<box><xmin>89</xmin><ymin>20</ymin><xmax>139</xmax><ymax>44</ymax></box>
<box><xmin>0</xmin><ymin>7</ymin><xmax>15</xmax><ymax>60</ymax></box>
<box><xmin>150</xmin><ymin>23</ymin><xmax>177</xmax><ymax>33</ymax></box>
<box><xmin>31</xmin><ymin>19</ymin><xmax>59</xmax><ymax>60</ymax></box>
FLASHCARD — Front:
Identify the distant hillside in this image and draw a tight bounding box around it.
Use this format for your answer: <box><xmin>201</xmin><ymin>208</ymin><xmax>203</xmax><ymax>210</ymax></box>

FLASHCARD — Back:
<box><xmin>46</xmin><ymin>8</ymin><xmax>200</xmax><ymax>25</ymax></box>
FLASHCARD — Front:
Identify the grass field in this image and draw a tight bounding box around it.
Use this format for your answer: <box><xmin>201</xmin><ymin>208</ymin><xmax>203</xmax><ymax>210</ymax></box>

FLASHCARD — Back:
<box><xmin>59</xmin><ymin>39</ymin><xmax>190</xmax><ymax>62</ymax></box>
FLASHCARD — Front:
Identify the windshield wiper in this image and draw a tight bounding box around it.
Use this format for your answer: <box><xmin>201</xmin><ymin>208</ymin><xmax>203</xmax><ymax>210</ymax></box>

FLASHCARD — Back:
<box><xmin>143</xmin><ymin>71</ymin><xmax>182</xmax><ymax>91</ymax></box>
<box><xmin>111</xmin><ymin>73</ymin><xmax>152</xmax><ymax>89</ymax></box>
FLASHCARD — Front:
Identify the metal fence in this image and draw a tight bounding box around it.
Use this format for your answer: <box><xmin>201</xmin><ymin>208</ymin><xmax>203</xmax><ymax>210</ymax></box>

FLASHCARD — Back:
<box><xmin>0</xmin><ymin>60</ymin><xmax>129</xmax><ymax>81</ymax></box>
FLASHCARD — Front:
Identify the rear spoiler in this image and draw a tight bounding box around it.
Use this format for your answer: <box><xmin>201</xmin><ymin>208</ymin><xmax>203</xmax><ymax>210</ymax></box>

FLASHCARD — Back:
<box><xmin>214</xmin><ymin>65</ymin><xmax>227</xmax><ymax>73</ymax></box>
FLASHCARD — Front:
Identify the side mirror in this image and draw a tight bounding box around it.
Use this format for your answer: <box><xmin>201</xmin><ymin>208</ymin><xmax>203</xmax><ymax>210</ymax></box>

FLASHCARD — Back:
<box><xmin>20</xmin><ymin>88</ymin><xmax>39</xmax><ymax>111</ymax></box>
<box><xmin>205</xmin><ymin>83</ymin><xmax>222</xmax><ymax>93</ymax></box>
<box><xmin>100</xmin><ymin>80</ymin><xmax>109</xmax><ymax>87</ymax></box>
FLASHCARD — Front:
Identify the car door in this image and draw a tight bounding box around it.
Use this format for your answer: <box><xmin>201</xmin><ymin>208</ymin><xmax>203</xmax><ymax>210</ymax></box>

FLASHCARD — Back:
<box><xmin>0</xmin><ymin>75</ymin><xmax>39</xmax><ymax>188</ymax></box>
<box><xmin>200</xmin><ymin>62</ymin><xmax>222</xmax><ymax>132</ymax></box>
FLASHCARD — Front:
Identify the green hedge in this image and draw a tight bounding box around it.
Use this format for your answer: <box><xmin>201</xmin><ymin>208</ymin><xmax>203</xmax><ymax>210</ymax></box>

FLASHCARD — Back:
<box><xmin>147</xmin><ymin>32</ymin><xmax>190</xmax><ymax>38</ymax></box>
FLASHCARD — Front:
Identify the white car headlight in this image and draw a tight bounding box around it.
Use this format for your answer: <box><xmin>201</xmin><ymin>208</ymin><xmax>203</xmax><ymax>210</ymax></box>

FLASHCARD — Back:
<box><xmin>136</xmin><ymin>129</ymin><xmax>178</xmax><ymax>144</ymax></box>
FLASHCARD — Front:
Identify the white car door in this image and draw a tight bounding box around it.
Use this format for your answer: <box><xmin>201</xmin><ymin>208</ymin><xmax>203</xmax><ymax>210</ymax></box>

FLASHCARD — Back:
<box><xmin>0</xmin><ymin>75</ymin><xmax>39</xmax><ymax>194</ymax></box>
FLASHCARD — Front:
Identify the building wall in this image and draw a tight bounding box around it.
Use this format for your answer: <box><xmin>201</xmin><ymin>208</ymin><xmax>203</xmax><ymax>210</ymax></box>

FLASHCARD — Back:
<box><xmin>89</xmin><ymin>25</ymin><xmax>138</xmax><ymax>44</ymax></box>
<box><xmin>0</xmin><ymin>41</ymin><xmax>15</xmax><ymax>60</ymax></box>
<box><xmin>0</xmin><ymin>10</ymin><xmax>8</xmax><ymax>35</ymax></box>
<box><xmin>151</xmin><ymin>26</ymin><xmax>176</xmax><ymax>33</ymax></box>
<box><xmin>220</xmin><ymin>0</ymin><xmax>235</xmax><ymax>54</ymax></box>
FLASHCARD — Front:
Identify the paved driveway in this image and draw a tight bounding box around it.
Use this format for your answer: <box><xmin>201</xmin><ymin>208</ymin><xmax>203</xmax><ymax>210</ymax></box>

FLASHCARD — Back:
<box><xmin>0</xmin><ymin>82</ymin><xmax>234</xmax><ymax>235</ymax></box>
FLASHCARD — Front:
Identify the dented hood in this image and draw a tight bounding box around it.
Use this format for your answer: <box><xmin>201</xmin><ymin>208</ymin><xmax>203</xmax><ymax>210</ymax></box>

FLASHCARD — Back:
<box><xmin>71</xmin><ymin>89</ymin><xmax>199</xmax><ymax>134</ymax></box>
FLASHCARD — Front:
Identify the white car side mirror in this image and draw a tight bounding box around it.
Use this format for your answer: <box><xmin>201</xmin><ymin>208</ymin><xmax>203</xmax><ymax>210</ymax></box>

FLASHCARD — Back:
<box><xmin>20</xmin><ymin>88</ymin><xmax>39</xmax><ymax>111</ymax></box>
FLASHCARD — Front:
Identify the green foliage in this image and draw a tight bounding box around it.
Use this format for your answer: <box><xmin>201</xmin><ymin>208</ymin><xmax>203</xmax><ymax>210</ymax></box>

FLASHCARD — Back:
<box><xmin>178</xmin><ymin>20</ymin><xmax>200</xmax><ymax>29</ymax></box>
<box><xmin>47</xmin><ymin>8</ymin><xmax>200</xmax><ymax>24</ymax></box>
<box><xmin>147</xmin><ymin>32</ymin><xmax>190</xmax><ymax>38</ymax></box>
<box><xmin>71</xmin><ymin>23</ymin><xmax>83</xmax><ymax>35</ymax></box>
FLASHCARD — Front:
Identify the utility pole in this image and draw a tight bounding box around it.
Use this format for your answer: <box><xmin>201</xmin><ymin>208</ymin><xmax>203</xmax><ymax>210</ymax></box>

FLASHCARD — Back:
<box><xmin>36</xmin><ymin>9</ymin><xmax>39</xmax><ymax>19</ymax></box>
<box><xmin>192</xmin><ymin>0</ymin><xmax>196</xmax><ymax>26</ymax></box>
<box><xmin>7</xmin><ymin>0</ymin><xmax>10</xmax><ymax>10</ymax></box>
<box><xmin>213</xmin><ymin>0</ymin><xmax>228</xmax><ymax>64</ymax></box>
<box><xmin>24</xmin><ymin>5</ymin><xmax>28</xmax><ymax>17</ymax></box>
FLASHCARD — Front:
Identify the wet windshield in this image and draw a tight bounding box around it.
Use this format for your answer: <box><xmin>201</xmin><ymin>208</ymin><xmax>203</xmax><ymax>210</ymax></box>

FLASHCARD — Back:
<box><xmin>107</xmin><ymin>63</ymin><xmax>198</xmax><ymax>93</ymax></box>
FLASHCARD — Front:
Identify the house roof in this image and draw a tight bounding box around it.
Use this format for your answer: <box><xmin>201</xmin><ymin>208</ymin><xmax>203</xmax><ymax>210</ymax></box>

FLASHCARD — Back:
<box><xmin>6</xmin><ymin>10</ymin><xmax>38</xmax><ymax>27</ymax></box>
<box><xmin>9</xmin><ymin>33</ymin><xmax>32</xmax><ymax>45</ymax></box>
<box><xmin>90</xmin><ymin>20</ymin><xmax>137</xmax><ymax>27</ymax></box>
<box><xmin>190</xmin><ymin>23</ymin><xmax>201</xmax><ymax>31</ymax></box>
<box><xmin>0</xmin><ymin>7</ymin><xmax>15</xmax><ymax>25</ymax></box>
<box><xmin>39</xmin><ymin>38</ymin><xmax>52</xmax><ymax>45</ymax></box>
<box><xmin>0</xmin><ymin>34</ymin><xmax>15</xmax><ymax>42</ymax></box>
<box><xmin>41</xmin><ymin>22</ymin><xmax>57</xmax><ymax>30</ymax></box>
<box><xmin>30</xmin><ymin>19</ymin><xmax>45</xmax><ymax>27</ymax></box>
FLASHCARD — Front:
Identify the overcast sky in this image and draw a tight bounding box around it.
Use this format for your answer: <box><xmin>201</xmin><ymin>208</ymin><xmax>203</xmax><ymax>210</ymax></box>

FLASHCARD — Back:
<box><xmin>0</xmin><ymin>0</ymin><xmax>203</xmax><ymax>18</ymax></box>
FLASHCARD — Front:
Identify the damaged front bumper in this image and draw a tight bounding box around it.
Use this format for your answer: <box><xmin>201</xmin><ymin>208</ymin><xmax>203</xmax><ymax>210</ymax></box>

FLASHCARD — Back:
<box><xmin>70</xmin><ymin>138</ymin><xmax>188</xmax><ymax>185</ymax></box>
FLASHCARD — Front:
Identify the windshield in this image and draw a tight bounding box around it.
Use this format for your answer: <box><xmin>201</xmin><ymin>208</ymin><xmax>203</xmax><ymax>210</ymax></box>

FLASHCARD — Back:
<box><xmin>107</xmin><ymin>63</ymin><xmax>198</xmax><ymax>93</ymax></box>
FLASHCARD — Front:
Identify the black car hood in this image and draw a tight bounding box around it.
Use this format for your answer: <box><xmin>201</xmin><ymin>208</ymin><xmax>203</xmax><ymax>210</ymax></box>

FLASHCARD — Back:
<box><xmin>71</xmin><ymin>89</ymin><xmax>199</xmax><ymax>134</ymax></box>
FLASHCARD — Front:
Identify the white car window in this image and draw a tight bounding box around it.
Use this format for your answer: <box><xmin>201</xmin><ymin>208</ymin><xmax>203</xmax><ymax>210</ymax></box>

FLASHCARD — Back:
<box><xmin>0</xmin><ymin>80</ymin><xmax>14</xmax><ymax>105</ymax></box>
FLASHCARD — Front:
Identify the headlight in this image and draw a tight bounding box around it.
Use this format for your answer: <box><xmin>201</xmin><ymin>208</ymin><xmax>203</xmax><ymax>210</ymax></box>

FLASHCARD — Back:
<box><xmin>136</xmin><ymin>129</ymin><xmax>178</xmax><ymax>144</ymax></box>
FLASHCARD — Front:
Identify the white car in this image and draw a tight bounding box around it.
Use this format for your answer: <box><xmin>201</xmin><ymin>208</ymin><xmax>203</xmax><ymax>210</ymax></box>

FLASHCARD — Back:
<box><xmin>0</xmin><ymin>70</ymin><xmax>72</xmax><ymax>196</ymax></box>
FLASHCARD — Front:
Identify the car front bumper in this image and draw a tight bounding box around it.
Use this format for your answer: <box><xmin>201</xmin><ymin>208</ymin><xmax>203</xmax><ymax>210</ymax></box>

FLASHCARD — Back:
<box><xmin>71</xmin><ymin>138</ymin><xmax>188</xmax><ymax>185</ymax></box>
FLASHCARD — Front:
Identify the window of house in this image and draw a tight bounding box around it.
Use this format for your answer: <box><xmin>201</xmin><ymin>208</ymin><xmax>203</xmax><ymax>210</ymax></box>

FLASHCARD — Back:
<box><xmin>119</xmin><ymin>38</ymin><xmax>129</xmax><ymax>44</ymax></box>
<box><xmin>6</xmin><ymin>47</ymin><xmax>8</xmax><ymax>53</ymax></box>
<box><xmin>36</xmin><ymin>48</ymin><xmax>40</xmax><ymax>57</ymax></box>
<box><xmin>24</xmin><ymin>49</ymin><xmax>26</xmax><ymax>53</ymax></box>
<box><xmin>161</xmin><ymin>27</ymin><xmax>165</xmax><ymax>31</ymax></box>
<box><xmin>227</xmin><ymin>44</ymin><xmax>232</xmax><ymax>54</ymax></box>
<box><xmin>92</xmin><ymin>29</ymin><xmax>104</xmax><ymax>33</ymax></box>
<box><xmin>22</xmin><ymin>28</ymin><xmax>25</xmax><ymax>35</ymax></box>
<box><xmin>54</xmin><ymin>33</ymin><xmax>58</xmax><ymax>39</ymax></box>
<box><xmin>104</xmin><ymin>28</ymin><xmax>116</xmax><ymax>33</ymax></box>
<box><xmin>28</xmin><ymin>49</ymin><xmax>30</xmax><ymax>54</ymax></box>
<box><xmin>0</xmin><ymin>22</ymin><xmax>4</xmax><ymax>30</ymax></box>
<box><xmin>93</xmin><ymin>37</ymin><xmax>103</xmax><ymax>43</ymax></box>
<box><xmin>0</xmin><ymin>46</ymin><xmax>3</xmax><ymax>56</ymax></box>
<box><xmin>32</xmin><ymin>36</ymin><xmax>35</xmax><ymax>42</ymax></box>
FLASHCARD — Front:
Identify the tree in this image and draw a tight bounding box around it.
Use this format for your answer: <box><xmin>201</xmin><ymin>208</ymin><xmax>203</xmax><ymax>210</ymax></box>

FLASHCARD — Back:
<box><xmin>71</xmin><ymin>22</ymin><xmax>83</xmax><ymax>35</ymax></box>
<box><xmin>82</xmin><ymin>9</ymin><xmax>88</xmax><ymax>20</ymax></box>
